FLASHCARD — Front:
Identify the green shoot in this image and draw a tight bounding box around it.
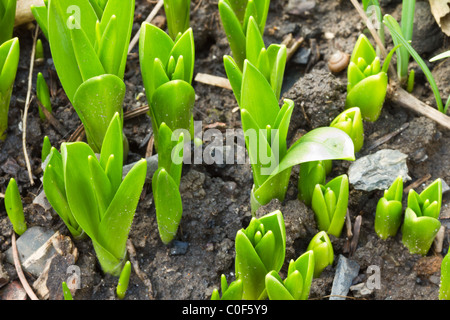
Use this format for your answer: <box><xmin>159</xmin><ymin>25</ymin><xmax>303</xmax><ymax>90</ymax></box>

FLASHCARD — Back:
<box><xmin>374</xmin><ymin>175</ymin><xmax>403</xmax><ymax>239</ymax></box>
<box><xmin>43</xmin><ymin>113</ymin><xmax>147</xmax><ymax>275</ymax></box>
<box><xmin>36</xmin><ymin>72</ymin><xmax>52</xmax><ymax>120</ymax></box>
<box><xmin>0</xmin><ymin>37</ymin><xmax>20</xmax><ymax>140</ymax></box>
<box><xmin>306</xmin><ymin>231</ymin><xmax>334</xmax><ymax>278</ymax></box>
<box><xmin>0</xmin><ymin>0</ymin><xmax>16</xmax><ymax>45</ymax></box>
<box><xmin>116</xmin><ymin>261</ymin><xmax>132</xmax><ymax>299</ymax></box>
<box><xmin>62</xmin><ymin>282</ymin><xmax>73</xmax><ymax>300</ymax></box>
<box><xmin>211</xmin><ymin>275</ymin><xmax>243</xmax><ymax>300</ymax></box>
<box><xmin>4</xmin><ymin>178</ymin><xmax>28</xmax><ymax>236</ymax></box>
<box><xmin>164</xmin><ymin>0</ymin><xmax>191</xmax><ymax>40</ymax></box>
<box><xmin>384</xmin><ymin>14</ymin><xmax>447</xmax><ymax>114</ymax></box>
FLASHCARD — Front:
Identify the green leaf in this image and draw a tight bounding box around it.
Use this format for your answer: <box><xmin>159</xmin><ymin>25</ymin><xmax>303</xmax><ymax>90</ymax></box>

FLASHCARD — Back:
<box><xmin>289</xmin><ymin>250</ymin><xmax>315</xmax><ymax>300</ymax></box>
<box><xmin>152</xmin><ymin>167</ymin><xmax>183</xmax><ymax>244</ymax></box>
<box><xmin>345</xmin><ymin>71</ymin><xmax>388</xmax><ymax>122</ymax></box>
<box><xmin>69</xmin><ymin>24</ymin><xmax>106</xmax><ymax>82</ymax></box>
<box><xmin>402</xmin><ymin>207</ymin><xmax>441</xmax><ymax>256</ymax></box>
<box><xmin>99</xmin><ymin>112</ymin><xmax>124</xmax><ymax>193</ymax></box>
<box><xmin>223</xmin><ymin>55</ymin><xmax>243</xmax><ymax>104</ymax></box>
<box><xmin>4</xmin><ymin>178</ymin><xmax>27</xmax><ymax>235</ymax></box>
<box><xmin>163</xmin><ymin>0</ymin><xmax>191</xmax><ymax>40</ymax></box>
<box><xmin>139</xmin><ymin>22</ymin><xmax>174</xmax><ymax>100</ymax></box>
<box><xmin>0</xmin><ymin>37</ymin><xmax>20</xmax><ymax>93</ymax></box>
<box><xmin>307</xmin><ymin>231</ymin><xmax>334</xmax><ymax>278</ymax></box>
<box><xmin>169</xmin><ymin>28</ymin><xmax>195</xmax><ymax>84</ymax></box>
<box><xmin>245</xmin><ymin>16</ymin><xmax>265</xmax><ymax>67</ymax></box>
<box><xmin>0</xmin><ymin>0</ymin><xmax>16</xmax><ymax>45</ymax></box>
<box><xmin>240</xmin><ymin>60</ymin><xmax>280</xmax><ymax>129</ymax></box>
<box><xmin>37</xmin><ymin>73</ymin><xmax>52</xmax><ymax>120</ymax></box>
<box><xmin>150</xmin><ymin>80</ymin><xmax>195</xmax><ymax>142</ymax></box>
<box><xmin>62</xmin><ymin>142</ymin><xmax>100</xmax><ymax>240</ymax></box>
<box><xmin>48</xmin><ymin>0</ymin><xmax>98</xmax><ymax>101</ymax></box>
<box><xmin>98</xmin><ymin>158</ymin><xmax>147</xmax><ymax>260</ymax></box>
<box><xmin>116</xmin><ymin>261</ymin><xmax>131</xmax><ymax>299</ymax></box>
<box><xmin>265</xmin><ymin>271</ymin><xmax>294</xmax><ymax>300</ymax></box>
<box><xmin>31</xmin><ymin>5</ymin><xmax>49</xmax><ymax>40</ymax></box>
<box><xmin>98</xmin><ymin>0</ymin><xmax>135</xmax><ymax>78</ymax></box>
<box><xmin>218</xmin><ymin>0</ymin><xmax>246</xmax><ymax>70</ymax></box>
<box><xmin>235</xmin><ymin>229</ymin><xmax>268</xmax><ymax>300</ymax></box>
<box><xmin>72</xmin><ymin>74</ymin><xmax>126</xmax><ymax>153</ymax></box>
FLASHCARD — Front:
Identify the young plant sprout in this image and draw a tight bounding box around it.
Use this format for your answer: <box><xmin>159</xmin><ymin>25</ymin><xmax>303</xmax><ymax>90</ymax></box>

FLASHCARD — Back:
<box><xmin>307</xmin><ymin>231</ymin><xmax>334</xmax><ymax>278</ymax></box>
<box><xmin>234</xmin><ymin>210</ymin><xmax>286</xmax><ymax>300</ymax></box>
<box><xmin>62</xmin><ymin>282</ymin><xmax>73</xmax><ymax>300</ymax></box>
<box><xmin>402</xmin><ymin>179</ymin><xmax>442</xmax><ymax>256</ymax></box>
<box><xmin>36</xmin><ymin>72</ymin><xmax>52</xmax><ymax>120</ymax></box>
<box><xmin>139</xmin><ymin>22</ymin><xmax>195</xmax><ymax>148</ymax></box>
<box><xmin>265</xmin><ymin>250</ymin><xmax>315</xmax><ymax>300</ymax></box>
<box><xmin>35</xmin><ymin>39</ymin><xmax>45</xmax><ymax>65</ymax></box>
<box><xmin>330</xmin><ymin>107</ymin><xmax>364</xmax><ymax>153</ymax></box>
<box><xmin>43</xmin><ymin>113</ymin><xmax>147</xmax><ymax>275</ymax></box>
<box><xmin>0</xmin><ymin>0</ymin><xmax>16</xmax><ymax>45</ymax></box>
<box><xmin>440</xmin><ymin>253</ymin><xmax>450</xmax><ymax>300</ymax></box>
<box><xmin>152</xmin><ymin>123</ymin><xmax>185</xmax><ymax>244</ymax></box>
<box><xmin>374</xmin><ymin>175</ymin><xmax>404</xmax><ymax>240</ymax></box>
<box><xmin>345</xmin><ymin>34</ymin><xmax>397</xmax><ymax>121</ymax></box>
<box><xmin>229</xmin><ymin>59</ymin><xmax>354</xmax><ymax>214</ymax></box>
<box><xmin>224</xmin><ymin>15</ymin><xmax>287</xmax><ymax>101</ymax></box>
<box><xmin>218</xmin><ymin>0</ymin><xmax>270</xmax><ymax>70</ymax></box>
<box><xmin>4</xmin><ymin>178</ymin><xmax>28</xmax><ymax>236</ymax></box>
<box><xmin>139</xmin><ymin>23</ymin><xmax>195</xmax><ymax>244</ymax></box>
<box><xmin>211</xmin><ymin>275</ymin><xmax>243</xmax><ymax>300</ymax></box>
<box><xmin>116</xmin><ymin>260</ymin><xmax>132</xmax><ymax>299</ymax></box>
<box><xmin>298</xmin><ymin>160</ymin><xmax>332</xmax><ymax>207</ymax></box>
<box><xmin>384</xmin><ymin>14</ymin><xmax>450</xmax><ymax>114</ymax></box>
<box><xmin>41</xmin><ymin>135</ymin><xmax>52</xmax><ymax>163</ymax></box>
<box><xmin>41</xmin><ymin>0</ymin><xmax>135</xmax><ymax>153</ymax></box>
<box><xmin>311</xmin><ymin>174</ymin><xmax>349</xmax><ymax>238</ymax></box>
<box><xmin>164</xmin><ymin>0</ymin><xmax>191</xmax><ymax>40</ymax></box>
<box><xmin>0</xmin><ymin>37</ymin><xmax>20</xmax><ymax>140</ymax></box>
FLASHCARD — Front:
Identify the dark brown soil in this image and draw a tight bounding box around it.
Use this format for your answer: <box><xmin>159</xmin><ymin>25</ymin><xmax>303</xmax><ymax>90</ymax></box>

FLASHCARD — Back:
<box><xmin>1</xmin><ymin>0</ymin><xmax>449</xmax><ymax>300</ymax></box>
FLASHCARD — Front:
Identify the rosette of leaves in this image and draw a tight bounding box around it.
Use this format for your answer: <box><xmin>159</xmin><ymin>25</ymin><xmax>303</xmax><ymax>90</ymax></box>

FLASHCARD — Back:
<box><xmin>139</xmin><ymin>23</ymin><xmax>195</xmax><ymax>244</ymax></box>
<box><xmin>211</xmin><ymin>275</ymin><xmax>243</xmax><ymax>300</ymax></box>
<box><xmin>402</xmin><ymin>179</ymin><xmax>442</xmax><ymax>256</ymax></box>
<box><xmin>139</xmin><ymin>22</ymin><xmax>195</xmax><ymax>149</ymax></box>
<box><xmin>42</xmin><ymin>113</ymin><xmax>147</xmax><ymax>275</ymax></box>
<box><xmin>265</xmin><ymin>250</ymin><xmax>315</xmax><ymax>300</ymax></box>
<box><xmin>298</xmin><ymin>160</ymin><xmax>332</xmax><ymax>207</ymax></box>
<box><xmin>0</xmin><ymin>37</ymin><xmax>19</xmax><ymax>140</ymax></box>
<box><xmin>225</xmin><ymin>59</ymin><xmax>355</xmax><ymax>214</ymax></box>
<box><xmin>311</xmin><ymin>174</ymin><xmax>349</xmax><ymax>238</ymax></box>
<box><xmin>374</xmin><ymin>175</ymin><xmax>404</xmax><ymax>240</ymax></box>
<box><xmin>0</xmin><ymin>0</ymin><xmax>16</xmax><ymax>45</ymax></box>
<box><xmin>345</xmin><ymin>34</ymin><xmax>397</xmax><ymax>122</ymax></box>
<box><xmin>40</xmin><ymin>0</ymin><xmax>134</xmax><ymax>153</ymax></box>
<box><xmin>163</xmin><ymin>0</ymin><xmax>191</xmax><ymax>40</ymax></box>
<box><xmin>218</xmin><ymin>0</ymin><xmax>270</xmax><ymax>70</ymax></box>
<box><xmin>235</xmin><ymin>210</ymin><xmax>286</xmax><ymax>300</ymax></box>
<box><xmin>306</xmin><ymin>231</ymin><xmax>334</xmax><ymax>278</ymax></box>
<box><xmin>224</xmin><ymin>15</ymin><xmax>286</xmax><ymax>101</ymax></box>
<box><xmin>330</xmin><ymin>107</ymin><xmax>364</xmax><ymax>153</ymax></box>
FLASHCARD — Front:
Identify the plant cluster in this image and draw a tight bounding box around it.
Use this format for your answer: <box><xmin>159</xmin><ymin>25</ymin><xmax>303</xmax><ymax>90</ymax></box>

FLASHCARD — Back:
<box><xmin>374</xmin><ymin>177</ymin><xmax>443</xmax><ymax>256</ymax></box>
<box><xmin>139</xmin><ymin>21</ymin><xmax>195</xmax><ymax>244</ymax></box>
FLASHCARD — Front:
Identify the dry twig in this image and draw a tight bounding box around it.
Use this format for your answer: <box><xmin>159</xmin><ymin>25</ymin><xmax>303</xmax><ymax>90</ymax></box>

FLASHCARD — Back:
<box><xmin>11</xmin><ymin>233</ymin><xmax>39</xmax><ymax>300</ymax></box>
<box><xmin>22</xmin><ymin>26</ymin><xmax>40</xmax><ymax>186</ymax></box>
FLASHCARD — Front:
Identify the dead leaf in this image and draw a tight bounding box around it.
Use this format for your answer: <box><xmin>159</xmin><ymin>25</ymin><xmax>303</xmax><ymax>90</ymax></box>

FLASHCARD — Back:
<box><xmin>429</xmin><ymin>0</ymin><xmax>450</xmax><ymax>36</ymax></box>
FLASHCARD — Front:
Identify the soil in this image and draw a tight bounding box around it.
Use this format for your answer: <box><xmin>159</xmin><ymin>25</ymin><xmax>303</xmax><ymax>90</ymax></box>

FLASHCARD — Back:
<box><xmin>1</xmin><ymin>0</ymin><xmax>449</xmax><ymax>300</ymax></box>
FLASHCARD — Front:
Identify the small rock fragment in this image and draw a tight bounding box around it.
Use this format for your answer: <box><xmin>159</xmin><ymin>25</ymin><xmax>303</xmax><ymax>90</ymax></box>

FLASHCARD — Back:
<box><xmin>348</xmin><ymin>149</ymin><xmax>411</xmax><ymax>191</ymax></box>
<box><xmin>0</xmin><ymin>280</ymin><xmax>27</xmax><ymax>300</ymax></box>
<box><xmin>170</xmin><ymin>241</ymin><xmax>189</xmax><ymax>256</ymax></box>
<box><xmin>330</xmin><ymin>254</ymin><xmax>360</xmax><ymax>300</ymax></box>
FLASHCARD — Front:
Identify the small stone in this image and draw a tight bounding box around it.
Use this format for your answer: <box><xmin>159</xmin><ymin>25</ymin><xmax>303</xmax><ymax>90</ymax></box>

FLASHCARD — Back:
<box><xmin>348</xmin><ymin>149</ymin><xmax>411</xmax><ymax>192</ymax></box>
<box><xmin>170</xmin><ymin>241</ymin><xmax>189</xmax><ymax>256</ymax></box>
<box><xmin>5</xmin><ymin>227</ymin><xmax>58</xmax><ymax>278</ymax></box>
<box><xmin>0</xmin><ymin>280</ymin><xmax>27</xmax><ymax>300</ymax></box>
<box><xmin>330</xmin><ymin>254</ymin><xmax>360</xmax><ymax>300</ymax></box>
